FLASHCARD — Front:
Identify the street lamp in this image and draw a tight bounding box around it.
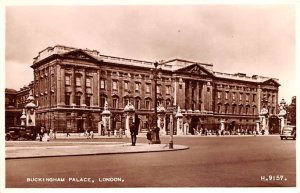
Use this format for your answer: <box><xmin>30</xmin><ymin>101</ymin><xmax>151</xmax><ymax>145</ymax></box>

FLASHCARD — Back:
<box><xmin>151</xmin><ymin>61</ymin><xmax>162</xmax><ymax>144</ymax></box>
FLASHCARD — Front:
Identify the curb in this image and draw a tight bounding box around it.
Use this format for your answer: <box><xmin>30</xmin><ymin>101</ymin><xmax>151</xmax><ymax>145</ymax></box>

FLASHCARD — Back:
<box><xmin>6</xmin><ymin>144</ymin><xmax>189</xmax><ymax>160</ymax></box>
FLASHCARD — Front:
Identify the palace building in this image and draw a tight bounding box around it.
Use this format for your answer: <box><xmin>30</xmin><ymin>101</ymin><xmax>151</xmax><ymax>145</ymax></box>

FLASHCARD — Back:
<box><xmin>9</xmin><ymin>45</ymin><xmax>281</xmax><ymax>134</ymax></box>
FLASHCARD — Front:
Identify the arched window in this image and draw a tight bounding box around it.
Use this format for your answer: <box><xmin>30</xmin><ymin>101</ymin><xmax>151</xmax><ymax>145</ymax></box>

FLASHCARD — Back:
<box><xmin>217</xmin><ymin>103</ymin><xmax>222</xmax><ymax>114</ymax></box>
<box><xmin>245</xmin><ymin>105</ymin><xmax>250</xmax><ymax>115</ymax></box>
<box><xmin>239</xmin><ymin>105</ymin><xmax>244</xmax><ymax>114</ymax></box>
<box><xmin>135</xmin><ymin>98</ymin><xmax>141</xmax><ymax>110</ymax></box>
<box><xmin>100</xmin><ymin>94</ymin><xmax>107</xmax><ymax>108</ymax></box>
<box><xmin>145</xmin><ymin>97</ymin><xmax>152</xmax><ymax>110</ymax></box>
<box><xmin>224</xmin><ymin>103</ymin><xmax>229</xmax><ymax>114</ymax></box>
<box><xmin>252</xmin><ymin>106</ymin><xmax>257</xmax><ymax>115</ymax></box>
<box><xmin>112</xmin><ymin>98</ymin><xmax>118</xmax><ymax>109</ymax></box>
<box><xmin>232</xmin><ymin>105</ymin><xmax>237</xmax><ymax>114</ymax></box>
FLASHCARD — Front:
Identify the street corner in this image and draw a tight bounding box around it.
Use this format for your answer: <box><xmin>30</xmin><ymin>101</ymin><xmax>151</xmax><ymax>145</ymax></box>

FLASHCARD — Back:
<box><xmin>129</xmin><ymin>143</ymin><xmax>190</xmax><ymax>153</ymax></box>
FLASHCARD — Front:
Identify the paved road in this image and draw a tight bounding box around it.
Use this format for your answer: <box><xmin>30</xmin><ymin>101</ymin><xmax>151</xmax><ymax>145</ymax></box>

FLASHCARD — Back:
<box><xmin>6</xmin><ymin>135</ymin><xmax>296</xmax><ymax>187</ymax></box>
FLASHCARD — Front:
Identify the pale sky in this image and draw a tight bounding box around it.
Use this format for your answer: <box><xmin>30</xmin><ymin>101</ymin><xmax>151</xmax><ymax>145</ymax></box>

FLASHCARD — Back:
<box><xmin>5</xmin><ymin>5</ymin><xmax>296</xmax><ymax>103</ymax></box>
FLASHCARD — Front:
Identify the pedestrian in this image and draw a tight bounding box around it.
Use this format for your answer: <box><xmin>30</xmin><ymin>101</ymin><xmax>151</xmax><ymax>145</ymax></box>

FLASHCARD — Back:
<box><xmin>130</xmin><ymin>122</ymin><xmax>138</xmax><ymax>146</ymax></box>
<box><xmin>119</xmin><ymin>128</ymin><xmax>123</xmax><ymax>138</ymax></box>
<box><xmin>87</xmin><ymin>130</ymin><xmax>91</xmax><ymax>139</ymax></box>
<box><xmin>66</xmin><ymin>128</ymin><xmax>70</xmax><ymax>137</ymax></box>
<box><xmin>146</xmin><ymin>130</ymin><xmax>152</xmax><ymax>145</ymax></box>
<box><xmin>90</xmin><ymin>130</ymin><xmax>94</xmax><ymax>139</ymax></box>
<box><xmin>39</xmin><ymin>127</ymin><xmax>44</xmax><ymax>141</ymax></box>
<box><xmin>54</xmin><ymin>129</ymin><xmax>57</xmax><ymax>139</ymax></box>
<box><xmin>49</xmin><ymin>129</ymin><xmax>53</xmax><ymax>139</ymax></box>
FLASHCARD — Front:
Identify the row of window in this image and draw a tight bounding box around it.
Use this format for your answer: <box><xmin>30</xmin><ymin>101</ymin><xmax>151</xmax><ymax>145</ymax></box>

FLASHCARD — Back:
<box><xmin>216</xmin><ymin>84</ymin><xmax>257</xmax><ymax>92</ymax></box>
<box><xmin>34</xmin><ymin>66</ymin><xmax>54</xmax><ymax>79</ymax></box>
<box><xmin>217</xmin><ymin>91</ymin><xmax>256</xmax><ymax>102</ymax></box>
<box><xmin>64</xmin><ymin>94</ymin><xmax>172</xmax><ymax>110</ymax></box>
<box><xmin>65</xmin><ymin>75</ymin><xmax>92</xmax><ymax>87</ymax></box>
<box><xmin>65</xmin><ymin>95</ymin><xmax>91</xmax><ymax>106</ymax></box>
<box><xmin>216</xmin><ymin>105</ymin><xmax>276</xmax><ymax>115</ymax></box>
<box><xmin>104</xmin><ymin>80</ymin><xmax>171</xmax><ymax>94</ymax></box>
<box><xmin>217</xmin><ymin>105</ymin><xmax>257</xmax><ymax>115</ymax></box>
<box><xmin>262</xmin><ymin>93</ymin><xmax>277</xmax><ymax>103</ymax></box>
<box><xmin>65</xmin><ymin>76</ymin><xmax>172</xmax><ymax>95</ymax></box>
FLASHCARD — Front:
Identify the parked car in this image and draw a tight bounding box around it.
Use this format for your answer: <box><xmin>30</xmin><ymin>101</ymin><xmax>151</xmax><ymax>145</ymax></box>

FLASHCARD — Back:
<box><xmin>280</xmin><ymin>125</ymin><xmax>296</xmax><ymax>140</ymax></box>
<box><xmin>5</xmin><ymin>126</ymin><xmax>39</xmax><ymax>141</ymax></box>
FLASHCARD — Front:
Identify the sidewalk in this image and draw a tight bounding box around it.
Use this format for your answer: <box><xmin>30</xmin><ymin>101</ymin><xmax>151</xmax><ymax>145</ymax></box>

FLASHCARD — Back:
<box><xmin>51</xmin><ymin>133</ymin><xmax>280</xmax><ymax>139</ymax></box>
<box><xmin>6</xmin><ymin>141</ymin><xmax>189</xmax><ymax>159</ymax></box>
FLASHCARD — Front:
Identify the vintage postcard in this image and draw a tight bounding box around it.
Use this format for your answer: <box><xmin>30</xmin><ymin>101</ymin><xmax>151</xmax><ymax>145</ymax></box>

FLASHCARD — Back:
<box><xmin>2</xmin><ymin>2</ymin><xmax>298</xmax><ymax>193</ymax></box>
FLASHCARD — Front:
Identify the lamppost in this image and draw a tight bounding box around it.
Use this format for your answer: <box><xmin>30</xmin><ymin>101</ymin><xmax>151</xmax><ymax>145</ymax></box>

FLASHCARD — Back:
<box><xmin>151</xmin><ymin>61</ymin><xmax>162</xmax><ymax>144</ymax></box>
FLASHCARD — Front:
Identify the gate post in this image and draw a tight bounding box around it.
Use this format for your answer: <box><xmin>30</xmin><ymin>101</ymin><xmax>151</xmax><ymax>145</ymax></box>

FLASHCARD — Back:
<box><xmin>101</xmin><ymin>100</ymin><xmax>111</xmax><ymax>136</ymax></box>
<box><xmin>25</xmin><ymin>94</ymin><xmax>37</xmax><ymax>127</ymax></box>
<box><xmin>157</xmin><ymin>104</ymin><xmax>166</xmax><ymax>135</ymax></box>
<box><xmin>278</xmin><ymin>99</ymin><xmax>287</xmax><ymax>134</ymax></box>
<box><xmin>124</xmin><ymin>102</ymin><xmax>135</xmax><ymax>138</ymax></box>
<box><xmin>175</xmin><ymin>106</ymin><xmax>183</xmax><ymax>135</ymax></box>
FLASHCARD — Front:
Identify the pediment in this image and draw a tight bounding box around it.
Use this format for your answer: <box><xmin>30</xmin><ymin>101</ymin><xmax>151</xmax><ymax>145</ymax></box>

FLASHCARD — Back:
<box><xmin>175</xmin><ymin>63</ymin><xmax>214</xmax><ymax>77</ymax></box>
<box><xmin>262</xmin><ymin>79</ymin><xmax>280</xmax><ymax>87</ymax></box>
<box><xmin>62</xmin><ymin>49</ymin><xmax>98</xmax><ymax>61</ymax></box>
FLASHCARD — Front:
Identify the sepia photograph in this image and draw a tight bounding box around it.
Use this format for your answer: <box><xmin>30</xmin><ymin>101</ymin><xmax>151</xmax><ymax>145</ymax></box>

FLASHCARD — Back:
<box><xmin>2</xmin><ymin>1</ymin><xmax>297</xmax><ymax>192</ymax></box>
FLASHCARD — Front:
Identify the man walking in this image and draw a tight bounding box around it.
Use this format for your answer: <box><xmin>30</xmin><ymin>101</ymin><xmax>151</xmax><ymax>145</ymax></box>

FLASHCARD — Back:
<box><xmin>130</xmin><ymin>122</ymin><xmax>138</xmax><ymax>146</ymax></box>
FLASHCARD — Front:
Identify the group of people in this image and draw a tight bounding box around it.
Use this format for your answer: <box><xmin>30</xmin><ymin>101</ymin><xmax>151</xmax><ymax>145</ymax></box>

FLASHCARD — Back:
<box><xmin>83</xmin><ymin>130</ymin><xmax>94</xmax><ymax>139</ymax></box>
<box><xmin>38</xmin><ymin>127</ymin><xmax>52</xmax><ymax>142</ymax></box>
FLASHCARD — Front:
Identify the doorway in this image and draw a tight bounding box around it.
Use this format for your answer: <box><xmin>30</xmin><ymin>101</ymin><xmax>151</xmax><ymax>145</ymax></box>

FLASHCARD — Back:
<box><xmin>77</xmin><ymin>119</ymin><xmax>84</xmax><ymax>133</ymax></box>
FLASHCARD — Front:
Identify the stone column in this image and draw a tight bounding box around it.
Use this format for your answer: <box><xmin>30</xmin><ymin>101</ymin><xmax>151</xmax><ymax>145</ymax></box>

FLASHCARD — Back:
<box><xmin>71</xmin><ymin>111</ymin><xmax>76</xmax><ymax>132</ymax></box>
<box><xmin>184</xmin><ymin>123</ymin><xmax>189</xmax><ymax>135</ymax></box>
<box><xmin>20</xmin><ymin>109</ymin><xmax>26</xmax><ymax>126</ymax></box>
<box><xmin>207</xmin><ymin>82</ymin><xmax>213</xmax><ymax>112</ymax></box>
<box><xmin>72</xmin><ymin>67</ymin><xmax>76</xmax><ymax>105</ymax></box>
<box><xmin>56</xmin><ymin>64</ymin><xmax>62</xmax><ymax>105</ymax></box>
<box><xmin>257</xmin><ymin>86</ymin><xmax>262</xmax><ymax>112</ymax></box>
<box><xmin>262</xmin><ymin>116</ymin><xmax>268</xmax><ymax>135</ymax></box>
<box><xmin>200</xmin><ymin>83</ymin><xmax>204</xmax><ymax>111</ymax></box>
<box><xmin>195</xmin><ymin>81</ymin><xmax>199</xmax><ymax>111</ymax></box>
<box><xmin>188</xmin><ymin>80</ymin><xmax>192</xmax><ymax>111</ymax></box>
<box><xmin>98</xmin><ymin>121</ymin><xmax>102</xmax><ymax>135</ymax></box>
<box><xmin>82</xmin><ymin>69</ymin><xmax>86</xmax><ymax>106</ymax></box>
<box><xmin>61</xmin><ymin>67</ymin><xmax>65</xmax><ymax>105</ymax></box>
<box><xmin>175</xmin><ymin>106</ymin><xmax>183</xmax><ymax>135</ymax></box>
<box><xmin>256</xmin><ymin>121</ymin><xmax>260</xmax><ymax>134</ymax></box>
<box><xmin>203</xmin><ymin>83</ymin><xmax>207</xmax><ymax>111</ymax></box>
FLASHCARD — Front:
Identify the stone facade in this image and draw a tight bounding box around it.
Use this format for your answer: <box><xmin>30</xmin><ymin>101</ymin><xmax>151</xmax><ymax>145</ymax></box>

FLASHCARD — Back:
<box><xmin>22</xmin><ymin>45</ymin><xmax>280</xmax><ymax>134</ymax></box>
<box><xmin>5</xmin><ymin>83</ymin><xmax>34</xmax><ymax>129</ymax></box>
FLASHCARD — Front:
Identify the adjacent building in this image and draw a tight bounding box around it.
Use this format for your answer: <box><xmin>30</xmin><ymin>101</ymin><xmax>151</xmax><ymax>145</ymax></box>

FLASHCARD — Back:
<box><xmin>7</xmin><ymin>45</ymin><xmax>281</xmax><ymax>134</ymax></box>
<box><xmin>5</xmin><ymin>83</ymin><xmax>33</xmax><ymax>129</ymax></box>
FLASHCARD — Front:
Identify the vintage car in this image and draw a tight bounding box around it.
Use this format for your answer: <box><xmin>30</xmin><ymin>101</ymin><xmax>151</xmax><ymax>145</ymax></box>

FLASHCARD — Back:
<box><xmin>5</xmin><ymin>126</ymin><xmax>39</xmax><ymax>141</ymax></box>
<box><xmin>280</xmin><ymin>125</ymin><xmax>296</xmax><ymax>140</ymax></box>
